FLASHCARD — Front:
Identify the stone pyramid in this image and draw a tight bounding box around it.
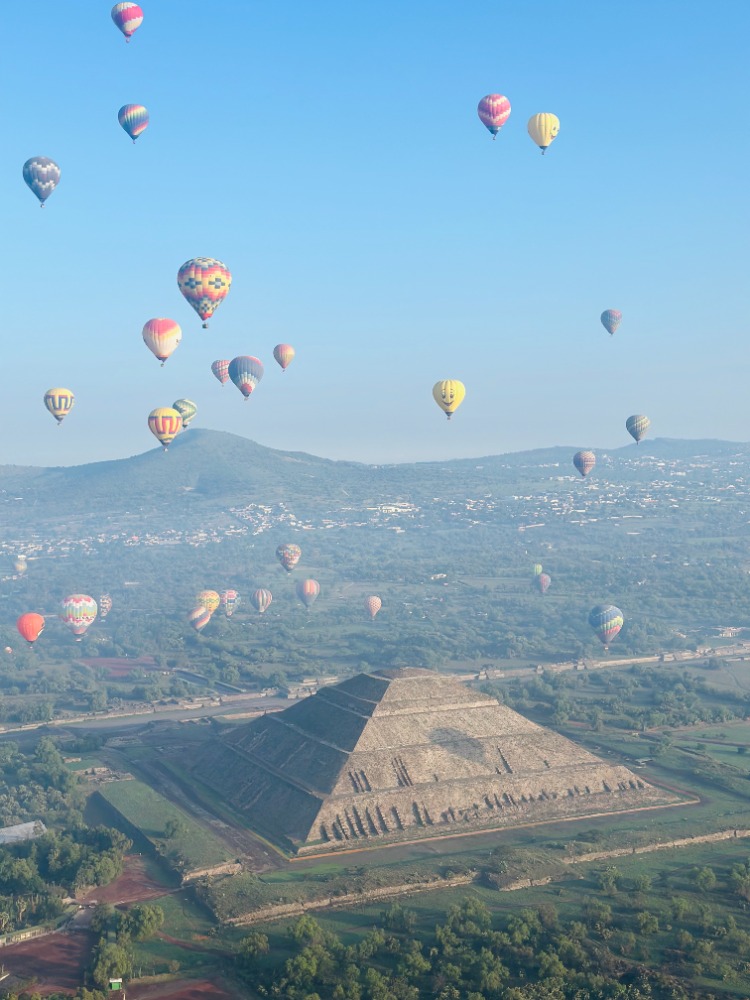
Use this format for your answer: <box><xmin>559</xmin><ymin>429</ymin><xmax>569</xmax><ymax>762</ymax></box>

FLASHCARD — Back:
<box><xmin>194</xmin><ymin>668</ymin><xmax>674</xmax><ymax>855</ymax></box>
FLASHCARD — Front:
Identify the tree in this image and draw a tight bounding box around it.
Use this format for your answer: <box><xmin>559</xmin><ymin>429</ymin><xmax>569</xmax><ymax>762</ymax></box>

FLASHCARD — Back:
<box><xmin>695</xmin><ymin>866</ymin><xmax>718</xmax><ymax>892</ymax></box>
<box><xmin>122</xmin><ymin>903</ymin><xmax>164</xmax><ymax>941</ymax></box>
<box><xmin>238</xmin><ymin>930</ymin><xmax>270</xmax><ymax>966</ymax></box>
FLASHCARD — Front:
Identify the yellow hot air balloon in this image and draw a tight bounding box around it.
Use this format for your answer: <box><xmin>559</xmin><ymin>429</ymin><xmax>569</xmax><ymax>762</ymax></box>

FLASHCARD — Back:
<box><xmin>432</xmin><ymin>380</ymin><xmax>465</xmax><ymax>420</ymax></box>
<box><xmin>44</xmin><ymin>388</ymin><xmax>74</xmax><ymax>425</ymax></box>
<box><xmin>147</xmin><ymin>407</ymin><xmax>182</xmax><ymax>450</ymax></box>
<box><xmin>196</xmin><ymin>590</ymin><xmax>221</xmax><ymax>616</ymax></box>
<box><xmin>527</xmin><ymin>113</ymin><xmax>560</xmax><ymax>154</ymax></box>
<box><xmin>142</xmin><ymin>318</ymin><xmax>182</xmax><ymax>366</ymax></box>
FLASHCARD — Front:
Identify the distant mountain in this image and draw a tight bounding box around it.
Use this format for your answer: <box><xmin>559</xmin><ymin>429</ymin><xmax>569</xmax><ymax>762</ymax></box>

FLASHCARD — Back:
<box><xmin>0</xmin><ymin>430</ymin><xmax>748</xmax><ymax>529</ymax></box>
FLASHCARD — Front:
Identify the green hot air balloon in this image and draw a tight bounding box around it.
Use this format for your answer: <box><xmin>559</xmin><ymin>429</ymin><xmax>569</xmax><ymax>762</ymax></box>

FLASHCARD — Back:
<box><xmin>532</xmin><ymin>564</ymin><xmax>543</xmax><ymax>577</ymax></box>
<box><xmin>588</xmin><ymin>604</ymin><xmax>623</xmax><ymax>648</ymax></box>
<box><xmin>172</xmin><ymin>399</ymin><xmax>197</xmax><ymax>429</ymax></box>
<box><xmin>626</xmin><ymin>414</ymin><xmax>650</xmax><ymax>444</ymax></box>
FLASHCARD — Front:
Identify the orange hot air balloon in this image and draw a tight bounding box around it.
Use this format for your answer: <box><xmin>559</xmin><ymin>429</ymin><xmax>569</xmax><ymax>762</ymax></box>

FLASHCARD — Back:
<box><xmin>273</xmin><ymin>344</ymin><xmax>295</xmax><ymax>372</ymax></box>
<box><xmin>16</xmin><ymin>613</ymin><xmax>45</xmax><ymax>645</ymax></box>
<box><xmin>196</xmin><ymin>590</ymin><xmax>221</xmax><ymax>616</ymax></box>
<box><xmin>364</xmin><ymin>595</ymin><xmax>382</xmax><ymax>620</ymax></box>
<box><xmin>148</xmin><ymin>407</ymin><xmax>182</xmax><ymax>450</ymax></box>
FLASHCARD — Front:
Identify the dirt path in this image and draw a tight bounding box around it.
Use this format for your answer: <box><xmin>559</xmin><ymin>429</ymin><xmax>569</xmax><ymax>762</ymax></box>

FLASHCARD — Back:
<box><xmin>79</xmin><ymin>854</ymin><xmax>174</xmax><ymax>906</ymax></box>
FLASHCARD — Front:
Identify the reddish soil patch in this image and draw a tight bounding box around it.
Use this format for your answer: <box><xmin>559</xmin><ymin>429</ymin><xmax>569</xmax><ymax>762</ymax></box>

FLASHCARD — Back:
<box><xmin>80</xmin><ymin>656</ymin><xmax>158</xmax><ymax>679</ymax></box>
<box><xmin>129</xmin><ymin>979</ymin><xmax>236</xmax><ymax>1000</ymax></box>
<box><xmin>2</xmin><ymin>930</ymin><xmax>96</xmax><ymax>996</ymax></box>
<box><xmin>80</xmin><ymin>854</ymin><xmax>172</xmax><ymax>905</ymax></box>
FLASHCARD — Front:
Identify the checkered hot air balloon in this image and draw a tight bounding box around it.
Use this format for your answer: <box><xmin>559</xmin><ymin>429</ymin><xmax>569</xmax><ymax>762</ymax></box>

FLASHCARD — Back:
<box><xmin>296</xmin><ymin>579</ymin><xmax>320</xmax><ymax>609</ymax></box>
<box><xmin>111</xmin><ymin>2</ymin><xmax>143</xmax><ymax>41</ymax></box>
<box><xmin>177</xmin><ymin>258</ymin><xmax>232</xmax><ymax>328</ymax></box>
<box><xmin>364</xmin><ymin>595</ymin><xmax>382</xmax><ymax>620</ymax></box>
<box><xmin>588</xmin><ymin>605</ymin><xmax>623</xmax><ymax>648</ymax></box>
<box><xmin>147</xmin><ymin>407</ymin><xmax>182</xmax><ymax>450</ymax></box>
<box><xmin>573</xmin><ymin>451</ymin><xmax>596</xmax><ymax>478</ymax></box>
<box><xmin>626</xmin><ymin>414</ymin><xmax>651</xmax><ymax>444</ymax></box>
<box><xmin>477</xmin><ymin>94</ymin><xmax>511</xmax><ymax>138</ymax></box>
<box><xmin>99</xmin><ymin>595</ymin><xmax>113</xmax><ymax>619</ymax></box>
<box><xmin>118</xmin><ymin>104</ymin><xmax>149</xmax><ymax>142</ymax></box>
<box><xmin>196</xmin><ymin>590</ymin><xmax>220</xmax><ymax>616</ymax></box>
<box><xmin>228</xmin><ymin>356</ymin><xmax>264</xmax><ymax>400</ymax></box>
<box><xmin>601</xmin><ymin>309</ymin><xmax>622</xmax><ymax>336</ymax></box>
<box><xmin>276</xmin><ymin>544</ymin><xmax>301</xmax><ymax>573</ymax></box>
<box><xmin>23</xmin><ymin>157</ymin><xmax>60</xmax><ymax>207</ymax></box>
<box><xmin>211</xmin><ymin>360</ymin><xmax>230</xmax><ymax>385</ymax></box>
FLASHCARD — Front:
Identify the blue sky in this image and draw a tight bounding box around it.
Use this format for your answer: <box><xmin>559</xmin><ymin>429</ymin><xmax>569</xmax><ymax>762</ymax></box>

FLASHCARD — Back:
<box><xmin>1</xmin><ymin>1</ymin><xmax>748</xmax><ymax>466</ymax></box>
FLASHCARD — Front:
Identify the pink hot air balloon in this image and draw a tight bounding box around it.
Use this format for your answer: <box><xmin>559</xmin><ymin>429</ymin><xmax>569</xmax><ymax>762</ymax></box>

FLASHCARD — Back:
<box><xmin>111</xmin><ymin>2</ymin><xmax>143</xmax><ymax>42</ymax></box>
<box><xmin>364</xmin><ymin>595</ymin><xmax>382</xmax><ymax>620</ymax></box>
<box><xmin>211</xmin><ymin>360</ymin><xmax>230</xmax><ymax>385</ymax></box>
<box><xmin>477</xmin><ymin>94</ymin><xmax>511</xmax><ymax>138</ymax></box>
<box><xmin>273</xmin><ymin>344</ymin><xmax>295</xmax><ymax>372</ymax></box>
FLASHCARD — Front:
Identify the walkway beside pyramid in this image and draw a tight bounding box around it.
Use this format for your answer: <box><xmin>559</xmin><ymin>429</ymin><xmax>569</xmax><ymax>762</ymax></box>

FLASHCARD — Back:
<box><xmin>193</xmin><ymin>668</ymin><xmax>676</xmax><ymax>855</ymax></box>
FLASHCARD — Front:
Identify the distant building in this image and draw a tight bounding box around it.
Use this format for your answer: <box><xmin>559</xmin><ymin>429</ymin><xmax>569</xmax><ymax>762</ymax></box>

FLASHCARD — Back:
<box><xmin>0</xmin><ymin>820</ymin><xmax>46</xmax><ymax>845</ymax></box>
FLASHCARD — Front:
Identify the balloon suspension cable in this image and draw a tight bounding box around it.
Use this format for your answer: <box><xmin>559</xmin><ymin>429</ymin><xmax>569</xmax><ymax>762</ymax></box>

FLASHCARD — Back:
<box><xmin>446</xmin><ymin>413</ymin><xmax>452</xmax><ymax>420</ymax></box>
<box><xmin>202</xmin><ymin>322</ymin><xmax>209</xmax><ymax>329</ymax></box>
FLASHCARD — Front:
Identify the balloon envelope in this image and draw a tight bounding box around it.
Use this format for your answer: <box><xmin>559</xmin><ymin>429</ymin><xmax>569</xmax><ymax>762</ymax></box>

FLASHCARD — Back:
<box><xmin>219</xmin><ymin>589</ymin><xmax>239</xmax><ymax>617</ymax></box>
<box><xmin>527</xmin><ymin>113</ymin><xmax>559</xmax><ymax>152</ymax></box>
<box><xmin>172</xmin><ymin>399</ymin><xmax>197</xmax><ymax>428</ymax></box>
<box><xmin>588</xmin><ymin>604</ymin><xmax>623</xmax><ymax>646</ymax></box>
<box><xmin>532</xmin><ymin>564</ymin><xmax>543</xmax><ymax>577</ymax></box>
<box><xmin>276</xmin><ymin>544</ymin><xmax>301</xmax><ymax>572</ymax></box>
<box><xmin>23</xmin><ymin>157</ymin><xmax>60</xmax><ymax>205</ymax></box>
<box><xmin>626</xmin><ymin>414</ymin><xmax>650</xmax><ymax>444</ymax></box>
<box><xmin>228</xmin><ymin>356</ymin><xmax>264</xmax><ymax>399</ymax></box>
<box><xmin>196</xmin><ymin>590</ymin><xmax>220</xmax><ymax>616</ymax></box>
<box><xmin>13</xmin><ymin>556</ymin><xmax>27</xmax><ymax>575</ymax></box>
<box><xmin>142</xmin><ymin>318</ymin><xmax>182</xmax><ymax>364</ymax></box>
<box><xmin>17</xmin><ymin>613</ymin><xmax>45</xmax><ymax>644</ymax></box>
<box><xmin>573</xmin><ymin>451</ymin><xmax>596</xmax><ymax>478</ymax></box>
<box><xmin>60</xmin><ymin>595</ymin><xmax>98</xmax><ymax>640</ymax></box>
<box><xmin>44</xmin><ymin>388</ymin><xmax>74</xmax><ymax>424</ymax></box>
<box><xmin>111</xmin><ymin>2</ymin><xmax>143</xmax><ymax>40</ymax></box>
<box><xmin>177</xmin><ymin>258</ymin><xmax>232</xmax><ymax>327</ymax></box>
<box><xmin>148</xmin><ymin>407</ymin><xmax>182</xmax><ymax>449</ymax></box>
<box><xmin>296</xmin><ymin>579</ymin><xmax>320</xmax><ymax>608</ymax></box>
<box><xmin>211</xmin><ymin>360</ymin><xmax>230</xmax><ymax>385</ymax></box>
<box><xmin>536</xmin><ymin>573</ymin><xmax>551</xmax><ymax>595</ymax></box>
<box><xmin>99</xmin><ymin>594</ymin><xmax>113</xmax><ymax>619</ymax></box>
<box><xmin>432</xmin><ymin>380</ymin><xmax>465</xmax><ymax>420</ymax></box>
<box><xmin>250</xmin><ymin>589</ymin><xmax>273</xmax><ymax>614</ymax></box>
<box><xmin>188</xmin><ymin>606</ymin><xmax>211</xmax><ymax>632</ymax></box>
<box><xmin>477</xmin><ymin>94</ymin><xmax>511</xmax><ymax>137</ymax></box>
<box><xmin>273</xmin><ymin>344</ymin><xmax>295</xmax><ymax>371</ymax></box>
<box><xmin>118</xmin><ymin>104</ymin><xmax>149</xmax><ymax>141</ymax></box>
<box><xmin>365</xmin><ymin>595</ymin><xmax>382</xmax><ymax>619</ymax></box>
<box><xmin>601</xmin><ymin>309</ymin><xmax>622</xmax><ymax>336</ymax></box>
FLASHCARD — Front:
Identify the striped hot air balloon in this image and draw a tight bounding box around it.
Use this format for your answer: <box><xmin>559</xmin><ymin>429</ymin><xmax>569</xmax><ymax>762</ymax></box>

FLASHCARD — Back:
<box><xmin>172</xmin><ymin>399</ymin><xmax>197</xmax><ymax>428</ymax></box>
<box><xmin>477</xmin><ymin>94</ymin><xmax>511</xmax><ymax>138</ymax></box>
<box><xmin>118</xmin><ymin>104</ymin><xmax>149</xmax><ymax>142</ymax></box>
<box><xmin>60</xmin><ymin>595</ymin><xmax>98</xmax><ymax>641</ymax></box>
<box><xmin>211</xmin><ymin>360</ymin><xmax>230</xmax><ymax>385</ymax></box>
<box><xmin>147</xmin><ymin>407</ymin><xmax>182</xmax><ymax>450</ymax></box>
<box><xmin>44</xmin><ymin>388</ymin><xmax>74</xmax><ymax>425</ymax></box>
<box><xmin>573</xmin><ymin>451</ymin><xmax>596</xmax><ymax>478</ymax></box>
<box><xmin>228</xmin><ymin>356</ymin><xmax>264</xmax><ymax>400</ymax></box>
<box><xmin>273</xmin><ymin>344</ymin><xmax>295</xmax><ymax>372</ymax></box>
<box><xmin>177</xmin><ymin>258</ymin><xmax>232</xmax><ymax>327</ymax></box>
<box><xmin>296</xmin><ymin>579</ymin><xmax>320</xmax><ymax>608</ymax></box>
<box><xmin>250</xmin><ymin>589</ymin><xmax>273</xmax><ymax>614</ymax></box>
<box><xmin>23</xmin><ymin>157</ymin><xmax>60</xmax><ymax>206</ymax></box>
<box><xmin>527</xmin><ymin>113</ymin><xmax>560</xmax><ymax>153</ymax></box>
<box><xmin>626</xmin><ymin>414</ymin><xmax>651</xmax><ymax>444</ymax></box>
<box><xmin>219</xmin><ymin>590</ymin><xmax>239</xmax><ymax>617</ymax></box>
<box><xmin>601</xmin><ymin>309</ymin><xmax>622</xmax><ymax>336</ymax></box>
<box><xmin>364</xmin><ymin>595</ymin><xmax>382</xmax><ymax>620</ymax></box>
<box><xmin>188</xmin><ymin>606</ymin><xmax>211</xmax><ymax>632</ymax></box>
<box><xmin>142</xmin><ymin>318</ymin><xmax>182</xmax><ymax>365</ymax></box>
<box><xmin>588</xmin><ymin>605</ymin><xmax>624</xmax><ymax>648</ymax></box>
<box><xmin>111</xmin><ymin>2</ymin><xmax>143</xmax><ymax>41</ymax></box>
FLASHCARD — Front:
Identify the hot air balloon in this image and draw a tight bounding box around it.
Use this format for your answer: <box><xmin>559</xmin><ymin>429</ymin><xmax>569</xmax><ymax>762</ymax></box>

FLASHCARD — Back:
<box><xmin>23</xmin><ymin>157</ymin><xmax>60</xmax><ymax>206</ymax></box>
<box><xmin>196</xmin><ymin>590</ymin><xmax>221</xmax><ymax>616</ymax></box>
<box><xmin>626</xmin><ymin>414</ymin><xmax>651</xmax><ymax>444</ymax></box>
<box><xmin>44</xmin><ymin>388</ymin><xmax>74</xmax><ymax>425</ymax></box>
<box><xmin>601</xmin><ymin>310</ymin><xmax>622</xmax><ymax>336</ymax></box>
<box><xmin>172</xmin><ymin>399</ymin><xmax>197</xmax><ymax>429</ymax></box>
<box><xmin>219</xmin><ymin>589</ymin><xmax>239</xmax><ymax>617</ymax></box>
<box><xmin>177</xmin><ymin>258</ymin><xmax>232</xmax><ymax>327</ymax></box>
<box><xmin>536</xmin><ymin>573</ymin><xmax>551</xmax><ymax>595</ymax></box>
<box><xmin>142</xmin><ymin>318</ymin><xmax>182</xmax><ymax>365</ymax></box>
<box><xmin>211</xmin><ymin>360</ymin><xmax>230</xmax><ymax>385</ymax></box>
<box><xmin>432</xmin><ymin>380</ymin><xmax>465</xmax><ymax>420</ymax></box>
<box><xmin>276</xmin><ymin>544</ymin><xmax>302</xmax><ymax>573</ymax></box>
<box><xmin>573</xmin><ymin>451</ymin><xmax>596</xmax><ymax>478</ymax></box>
<box><xmin>148</xmin><ymin>407</ymin><xmax>182</xmax><ymax>450</ymax></box>
<box><xmin>13</xmin><ymin>555</ymin><xmax>27</xmax><ymax>576</ymax></box>
<box><xmin>118</xmin><ymin>104</ymin><xmax>149</xmax><ymax>142</ymax></box>
<box><xmin>532</xmin><ymin>564</ymin><xmax>543</xmax><ymax>577</ymax></box>
<box><xmin>273</xmin><ymin>344</ymin><xmax>295</xmax><ymax>372</ymax></box>
<box><xmin>588</xmin><ymin>604</ymin><xmax>623</xmax><ymax>648</ymax></box>
<box><xmin>477</xmin><ymin>94</ymin><xmax>511</xmax><ymax>138</ymax></box>
<box><xmin>527</xmin><ymin>113</ymin><xmax>560</xmax><ymax>153</ymax></box>
<box><xmin>99</xmin><ymin>594</ymin><xmax>113</xmax><ymax>619</ymax></box>
<box><xmin>228</xmin><ymin>356</ymin><xmax>264</xmax><ymax>400</ymax></box>
<box><xmin>296</xmin><ymin>579</ymin><xmax>320</xmax><ymax>608</ymax></box>
<box><xmin>250</xmin><ymin>589</ymin><xmax>273</xmax><ymax>614</ymax></box>
<box><xmin>188</xmin><ymin>606</ymin><xmax>211</xmax><ymax>632</ymax></box>
<box><xmin>111</xmin><ymin>2</ymin><xmax>143</xmax><ymax>41</ymax></box>
<box><xmin>16</xmin><ymin>613</ymin><xmax>45</xmax><ymax>645</ymax></box>
<box><xmin>60</xmin><ymin>595</ymin><xmax>98</xmax><ymax>641</ymax></box>
<box><xmin>365</xmin><ymin>595</ymin><xmax>382</xmax><ymax>620</ymax></box>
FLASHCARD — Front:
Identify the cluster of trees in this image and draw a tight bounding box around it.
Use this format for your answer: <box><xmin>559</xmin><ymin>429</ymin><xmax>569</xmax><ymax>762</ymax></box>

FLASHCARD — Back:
<box><xmin>0</xmin><ymin>738</ymin><xmax>83</xmax><ymax>829</ymax></box>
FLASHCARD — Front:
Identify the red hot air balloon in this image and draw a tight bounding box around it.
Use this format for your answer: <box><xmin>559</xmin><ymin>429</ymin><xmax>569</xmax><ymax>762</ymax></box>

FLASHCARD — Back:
<box><xmin>273</xmin><ymin>344</ymin><xmax>295</xmax><ymax>372</ymax></box>
<box><xmin>573</xmin><ymin>451</ymin><xmax>596</xmax><ymax>478</ymax></box>
<box><xmin>17</xmin><ymin>613</ymin><xmax>45</xmax><ymax>645</ymax></box>
<box><xmin>250</xmin><ymin>589</ymin><xmax>273</xmax><ymax>614</ymax></box>
<box><xmin>365</xmin><ymin>595</ymin><xmax>382</xmax><ymax>620</ymax></box>
<box><xmin>211</xmin><ymin>360</ymin><xmax>230</xmax><ymax>385</ymax></box>
<box><xmin>477</xmin><ymin>94</ymin><xmax>511</xmax><ymax>138</ymax></box>
<box><xmin>535</xmin><ymin>573</ymin><xmax>551</xmax><ymax>595</ymax></box>
<box><xmin>296</xmin><ymin>579</ymin><xmax>320</xmax><ymax>608</ymax></box>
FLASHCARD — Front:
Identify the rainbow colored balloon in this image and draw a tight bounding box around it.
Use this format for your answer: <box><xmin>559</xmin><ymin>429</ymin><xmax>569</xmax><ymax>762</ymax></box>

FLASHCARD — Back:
<box><xmin>588</xmin><ymin>605</ymin><xmax>623</xmax><ymax>648</ymax></box>
<box><xmin>477</xmin><ymin>94</ymin><xmax>511</xmax><ymax>138</ymax></box>
<box><xmin>220</xmin><ymin>589</ymin><xmax>239</xmax><ymax>617</ymax></box>
<box><xmin>23</xmin><ymin>157</ymin><xmax>60</xmax><ymax>207</ymax></box>
<box><xmin>111</xmin><ymin>2</ymin><xmax>143</xmax><ymax>41</ymax></box>
<box><xmin>296</xmin><ymin>579</ymin><xmax>320</xmax><ymax>608</ymax></box>
<box><xmin>276</xmin><ymin>544</ymin><xmax>301</xmax><ymax>572</ymax></box>
<box><xmin>60</xmin><ymin>595</ymin><xmax>98</xmax><ymax>641</ymax></box>
<box><xmin>188</xmin><ymin>606</ymin><xmax>211</xmax><ymax>632</ymax></box>
<box><xmin>228</xmin><ymin>356</ymin><xmax>264</xmax><ymax>400</ymax></box>
<box><xmin>573</xmin><ymin>451</ymin><xmax>596</xmax><ymax>478</ymax></box>
<box><xmin>118</xmin><ymin>104</ymin><xmax>149</xmax><ymax>142</ymax></box>
<box><xmin>211</xmin><ymin>360</ymin><xmax>230</xmax><ymax>385</ymax></box>
<box><xmin>273</xmin><ymin>344</ymin><xmax>295</xmax><ymax>372</ymax></box>
<box><xmin>177</xmin><ymin>258</ymin><xmax>232</xmax><ymax>328</ymax></box>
